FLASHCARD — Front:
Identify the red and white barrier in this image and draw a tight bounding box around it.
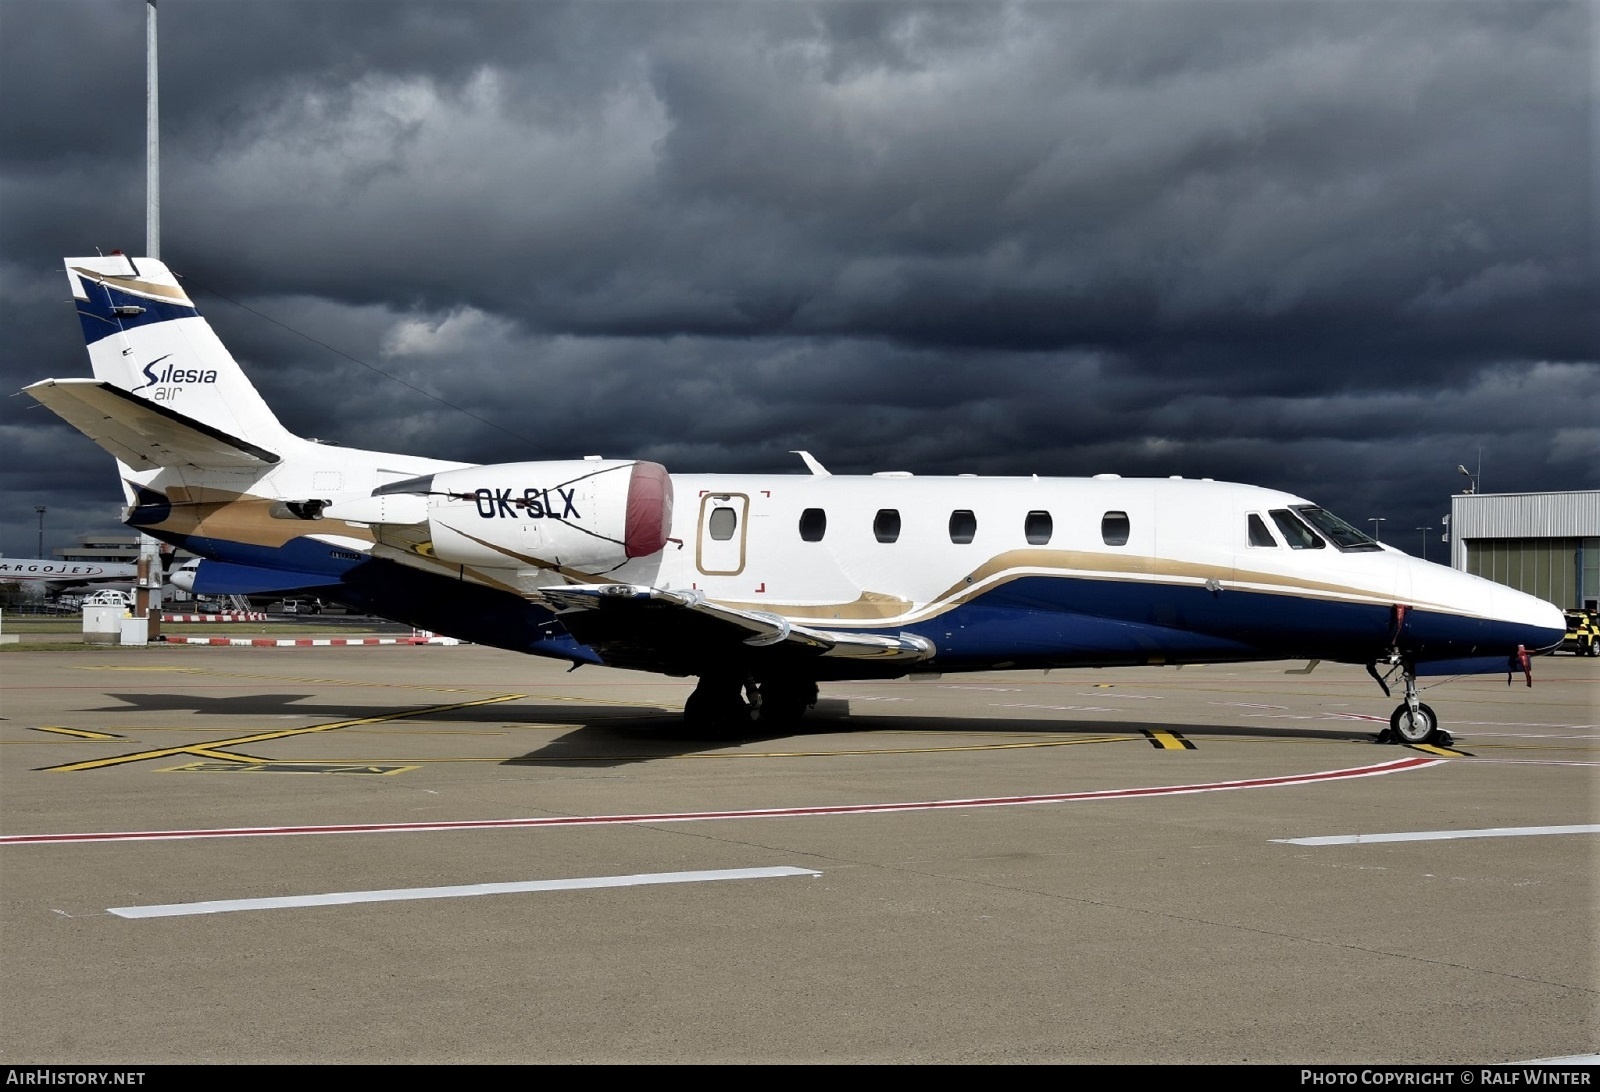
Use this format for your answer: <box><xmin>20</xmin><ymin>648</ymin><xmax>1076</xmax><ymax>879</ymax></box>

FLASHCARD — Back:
<box><xmin>161</xmin><ymin>612</ymin><xmax>268</xmax><ymax>622</ymax></box>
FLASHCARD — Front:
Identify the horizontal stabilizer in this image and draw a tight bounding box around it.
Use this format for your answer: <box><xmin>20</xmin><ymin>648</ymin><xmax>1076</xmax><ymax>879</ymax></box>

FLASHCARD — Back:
<box><xmin>23</xmin><ymin>379</ymin><xmax>280</xmax><ymax>470</ymax></box>
<box><xmin>540</xmin><ymin>584</ymin><xmax>935</xmax><ymax>663</ymax></box>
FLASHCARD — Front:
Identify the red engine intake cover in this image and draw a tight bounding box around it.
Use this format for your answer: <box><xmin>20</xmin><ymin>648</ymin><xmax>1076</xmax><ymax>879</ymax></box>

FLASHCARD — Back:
<box><xmin>623</xmin><ymin>461</ymin><xmax>674</xmax><ymax>558</ymax></box>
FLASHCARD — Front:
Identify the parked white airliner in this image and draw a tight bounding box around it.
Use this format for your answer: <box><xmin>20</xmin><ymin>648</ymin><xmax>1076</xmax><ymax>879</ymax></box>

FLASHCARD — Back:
<box><xmin>24</xmin><ymin>254</ymin><xmax>1565</xmax><ymax>742</ymax></box>
<box><xmin>0</xmin><ymin>557</ymin><xmax>138</xmax><ymax>589</ymax></box>
<box><xmin>0</xmin><ymin>551</ymin><xmax>176</xmax><ymax>596</ymax></box>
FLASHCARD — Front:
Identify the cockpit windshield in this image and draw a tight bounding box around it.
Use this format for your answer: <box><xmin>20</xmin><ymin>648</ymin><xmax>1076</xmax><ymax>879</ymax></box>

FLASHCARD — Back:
<box><xmin>1291</xmin><ymin>506</ymin><xmax>1382</xmax><ymax>552</ymax></box>
<box><xmin>1270</xmin><ymin>509</ymin><xmax>1324</xmax><ymax>550</ymax></box>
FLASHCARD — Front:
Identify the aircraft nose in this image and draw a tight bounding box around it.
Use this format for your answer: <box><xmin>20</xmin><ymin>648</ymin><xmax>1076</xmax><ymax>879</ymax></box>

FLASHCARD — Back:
<box><xmin>1407</xmin><ymin>556</ymin><xmax>1566</xmax><ymax>655</ymax></box>
<box><xmin>1486</xmin><ymin>581</ymin><xmax>1567</xmax><ymax>652</ymax></box>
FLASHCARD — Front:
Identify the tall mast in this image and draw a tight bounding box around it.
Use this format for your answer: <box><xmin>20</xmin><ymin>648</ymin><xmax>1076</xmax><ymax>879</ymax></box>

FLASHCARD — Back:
<box><xmin>146</xmin><ymin>0</ymin><xmax>159</xmax><ymax>258</ymax></box>
<box><xmin>139</xmin><ymin>0</ymin><xmax>162</xmax><ymax>638</ymax></box>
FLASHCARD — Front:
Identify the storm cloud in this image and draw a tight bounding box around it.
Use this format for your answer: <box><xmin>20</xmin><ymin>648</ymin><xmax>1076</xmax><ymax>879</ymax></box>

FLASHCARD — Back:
<box><xmin>2</xmin><ymin>0</ymin><xmax>1594</xmax><ymax>556</ymax></box>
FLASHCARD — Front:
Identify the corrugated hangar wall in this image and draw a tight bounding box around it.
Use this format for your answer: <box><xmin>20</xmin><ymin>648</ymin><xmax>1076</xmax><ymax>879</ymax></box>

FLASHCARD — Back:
<box><xmin>1449</xmin><ymin>492</ymin><xmax>1600</xmax><ymax>610</ymax></box>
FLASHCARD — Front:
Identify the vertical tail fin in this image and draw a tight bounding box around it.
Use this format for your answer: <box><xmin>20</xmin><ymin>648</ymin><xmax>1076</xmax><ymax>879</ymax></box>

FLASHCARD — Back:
<box><xmin>66</xmin><ymin>253</ymin><xmax>295</xmax><ymax>450</ymax></box>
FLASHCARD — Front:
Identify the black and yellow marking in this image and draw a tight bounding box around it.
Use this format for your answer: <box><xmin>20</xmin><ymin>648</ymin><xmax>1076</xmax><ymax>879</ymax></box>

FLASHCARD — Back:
<box><xmin>37</xmin><ymin>694</ymin><xmax>524</xmax><ymax>772</ymax></box>
<box><xmin>1409</xmin><ymin>742</ymin><xmax>1473</xmax><ymax>758</ymax></box>
<box><xmin>164</xmin><ymin>762</ymin><xmax>419</xmax><ymax>775</ymax></box>
<box><xmin>29</xmin><ymin>726</ymin><xmax>125</xmax><ymax>740</ymax></box>
<box><xmin>179</xmin><ymin>746</ymin><xmax>271</xmax><ymax>763</ymax></box>
<box><xmin>1141</xmin><ymin>728</ymin><xmax>1195</xmax><ymax>750</ymax></box>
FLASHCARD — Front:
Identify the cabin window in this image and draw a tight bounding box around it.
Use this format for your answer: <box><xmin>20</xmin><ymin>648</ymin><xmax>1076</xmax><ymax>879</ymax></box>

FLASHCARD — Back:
<box><xmin>1291</xmin><ymin>505</ymin><xmax>1381</xmax><ymax>552</ymax></box>
<box><xmin>798</xmin><ymin>508</ymin><xmax>827</xmax><ymax>542</ymax></box>
<box><xmin>874</xmin><ymin>509</ymin><xmax>901</xmax><ymax>544</ymax></box>
<box><xmin>1101</xmin><ymin>511</ymin><xmax>1130</xmax><ymax>546</ymax></box>
<box><xmin>1025</xmin><ymin>510</ymin><xmax>1053</xmax><ymax>545</ymax></box>
<box><xmin>949</xmin><ymin>510</ymin><xmax>977</xmax><ymax>544</ymax></box>
<box><xmin>1247</xmin><ymin>513</ymin><xmax>1278</xmax><ymax>547</ymax></box>
<box><xmin>708</xmin><ymin>506</ymin><xmax>738</xmax><ymax>541</ymax></box>
<box><xmin>1270</xmin><ymin>509</ymin><xmax>1325</xmax><ymax>550</ymax></box>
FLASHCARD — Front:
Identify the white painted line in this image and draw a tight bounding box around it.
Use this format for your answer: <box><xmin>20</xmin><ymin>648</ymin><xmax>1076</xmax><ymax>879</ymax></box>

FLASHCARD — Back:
<box><xmin>108</xmin><ymin>865</ymin><xmax>821</xmax><ymax>919</ymax></box>
<box><xmin>1273</xmin><ymin>824</ymin><xmax>1600</xmax><ymax>847</ymax></box>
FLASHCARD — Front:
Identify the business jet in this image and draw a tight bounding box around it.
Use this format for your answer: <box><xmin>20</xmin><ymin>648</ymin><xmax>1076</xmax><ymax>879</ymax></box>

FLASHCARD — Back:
<box><xmin>23</xmin><ymin>254</ymin><xmax>1566</xmax><ymax>744</ymax></box>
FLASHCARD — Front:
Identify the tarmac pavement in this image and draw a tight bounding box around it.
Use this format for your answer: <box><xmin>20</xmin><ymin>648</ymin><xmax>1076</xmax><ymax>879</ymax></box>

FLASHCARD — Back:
<box><xmin>2</xmin><ymin>643</ymin><xmax>1595</xmax><ymax>1063</ymax></box>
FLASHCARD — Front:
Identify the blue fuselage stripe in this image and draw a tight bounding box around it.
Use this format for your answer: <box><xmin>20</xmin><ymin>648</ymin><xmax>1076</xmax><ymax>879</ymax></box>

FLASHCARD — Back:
<box><xmin>144</xmin><ymin>530</ymin><xmax>1563</xmax><ymax>675</ymax></box>
<box><xmin>902</xmin><ymin>576</ymin><xmax>1560</xmax><ymax>670</ymax></box>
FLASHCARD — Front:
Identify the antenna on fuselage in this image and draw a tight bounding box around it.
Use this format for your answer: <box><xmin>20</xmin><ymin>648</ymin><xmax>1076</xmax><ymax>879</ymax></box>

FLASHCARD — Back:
<box><xmin>791</xmin><ymin>451</ymin><xmax>831</xmax><ymax>476</ymax></box>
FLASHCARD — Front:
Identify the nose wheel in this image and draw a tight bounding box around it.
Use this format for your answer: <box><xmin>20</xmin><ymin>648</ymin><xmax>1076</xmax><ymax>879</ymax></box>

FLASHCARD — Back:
<box><xmin>1372</xmin><ymin>660</ymin><xmax>1453</xmax><ymax>747</ymax></box>
<box><xmin>1388</xmin><ymin>701</ymin><xmax>1449</xmax><ymax>746</ymax></box>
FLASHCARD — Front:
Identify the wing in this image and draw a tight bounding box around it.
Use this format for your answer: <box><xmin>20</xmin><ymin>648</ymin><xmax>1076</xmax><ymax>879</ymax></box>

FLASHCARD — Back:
<box><xmin>23</xmin><ymin>379</ymin><xmax>280</xmax><ymax>470</ymax></box>
<box><xmin>538</xmin><ymin>584</ymin><xmax>934</xmax><ymax>676</ymax></box>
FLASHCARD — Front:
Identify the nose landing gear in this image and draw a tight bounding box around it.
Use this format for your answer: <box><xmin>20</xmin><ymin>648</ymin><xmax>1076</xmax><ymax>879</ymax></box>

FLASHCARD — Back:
<box><xmin>1388</xmin><ymin>696</ymin><xmax>1445</xmax><ymax>746</ymax></box>
<box><xmin>1368</xmin><ymin>657</ymin><xmax>1453</xmax><ymax>747</ymax></box>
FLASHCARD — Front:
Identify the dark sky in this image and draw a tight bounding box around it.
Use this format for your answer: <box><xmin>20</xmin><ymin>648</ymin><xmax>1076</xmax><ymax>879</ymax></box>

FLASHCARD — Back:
<box><xmin>2</xmin><ymin>0</ymin><xmax>1595</xmax><ymax>561</ymax></box>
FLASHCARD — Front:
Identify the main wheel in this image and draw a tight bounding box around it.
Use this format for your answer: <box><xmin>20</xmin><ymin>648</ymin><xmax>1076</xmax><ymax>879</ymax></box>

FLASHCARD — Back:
<box><xmin>683</xmin><ymin>678</ymin><xmax>755</xmax><ymax>737</ymax></box>
<box><xmin>754</xmin><ymin>679</ymin><xmax>818</xmax><ymax>727</ymax></box>
<box><xmin>1389</xmin><ymin>702</ymin><xmax>1439</xmax><ymax>745</ymax></box>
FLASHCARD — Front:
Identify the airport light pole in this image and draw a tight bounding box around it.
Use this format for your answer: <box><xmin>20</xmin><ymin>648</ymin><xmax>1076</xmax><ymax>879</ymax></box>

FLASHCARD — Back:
<box><xmin>139</xmin><ymin>0</ymin><xmax>161</xmax><ymax>640</ymax></box>
<box><xmin>1369</xmin><ymin>517</ymin><xmax>1386</xmax><ymax>542</ymax></box>
<box><xmin>35</xmin><ymin>506</ymin><xmax>46</xmax><ymax>556</ymax></box>
<box><xmin>1416</xmin><ymin>527</ymin><xmax>1432</xmax><ymax>562</ymax></box>
<box><xmin>147</xmin><ymin>0</ymin><xmax>159</xmax><ymax>260</ymax></box>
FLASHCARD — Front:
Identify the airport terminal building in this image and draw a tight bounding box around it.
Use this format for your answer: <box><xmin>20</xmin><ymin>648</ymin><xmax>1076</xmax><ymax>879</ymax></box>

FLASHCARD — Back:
<box><xmin>1448</xmin><ymin>491</ymin><xmax>1600</xmax><ymax>611</ymax></box>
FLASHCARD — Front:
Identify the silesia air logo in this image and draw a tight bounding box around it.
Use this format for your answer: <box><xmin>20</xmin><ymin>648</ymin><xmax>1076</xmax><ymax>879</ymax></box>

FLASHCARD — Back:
<box><xmin>130</xmin><ymin>354</ymin><xmax>217</xmax><ymax>400</ymax></box>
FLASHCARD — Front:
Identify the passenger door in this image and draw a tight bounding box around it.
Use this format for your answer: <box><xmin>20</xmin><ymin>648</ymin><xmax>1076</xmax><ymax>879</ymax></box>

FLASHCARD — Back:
<box><xmin>696</xmin><ymin>493</ymin><xmax>749</xmax><ymax>577</ymax></box>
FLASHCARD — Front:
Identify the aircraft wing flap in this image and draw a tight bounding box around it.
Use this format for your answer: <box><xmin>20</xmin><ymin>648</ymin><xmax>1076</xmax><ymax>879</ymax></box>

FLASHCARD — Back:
<box><xmin>538</xmin><ymin>584</ymin><xmax>831</xmax><ymax>650</ymax></box>
<box><xmin>539</xmin><ymin>584</ymin><xmax>934</xmax><ymax>664</ymax></box>
<box><xmin>23</xmin><ymin>379</ymin><xmax>279</xmax><ymax>469</ymax></box>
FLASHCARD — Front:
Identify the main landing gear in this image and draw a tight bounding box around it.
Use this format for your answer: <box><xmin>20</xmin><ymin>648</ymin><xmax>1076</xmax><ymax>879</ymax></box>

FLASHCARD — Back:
<box><xmin>1369</xmin><ymin>658</ymin><xmax>1453</xmax><ymax>747</ymax></box>
<box><xmin>682</xmin><ymin>672</ymin><xmax>819</xmax><ymax>737</ymax></box>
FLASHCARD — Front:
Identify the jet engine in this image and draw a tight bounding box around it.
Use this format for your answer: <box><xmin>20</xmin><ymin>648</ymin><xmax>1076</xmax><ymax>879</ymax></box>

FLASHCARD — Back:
<box><xmin>330</xmin><ymin>459</ymin><xmax>673</xmax><ymax>575</ymax></box>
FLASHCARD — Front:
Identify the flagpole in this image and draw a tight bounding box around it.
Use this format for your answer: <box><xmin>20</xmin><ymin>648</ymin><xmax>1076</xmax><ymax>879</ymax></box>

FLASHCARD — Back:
<box><xmin>139</xmin><ymin>0</ymin><xmax>163</xmax><ymax>638</ymax></box>
<box><xmin>146</xmin><ymin>0</ymin><xmax>159</xmax><ymax>259</ymax></box>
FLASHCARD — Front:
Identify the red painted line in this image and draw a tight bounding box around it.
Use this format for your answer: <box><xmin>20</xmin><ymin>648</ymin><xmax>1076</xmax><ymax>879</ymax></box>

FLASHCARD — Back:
<box><xmin>0</xmin><ymin>757</ymin><xmax>1441</xmax><ymax>846</ymax></box>
<box><xmin>158</xmin><ymin>636</ymin><xmax>452</xmax><ymax>647</ymax></box>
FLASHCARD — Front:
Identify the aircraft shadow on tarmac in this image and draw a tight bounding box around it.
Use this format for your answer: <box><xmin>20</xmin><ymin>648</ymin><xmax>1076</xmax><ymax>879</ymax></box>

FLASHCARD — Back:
<box><xmin>85</xmin><ymin>692</ymin><xmax>327</xmax><ymax>715</ymax></box>
<box><xmin>80</xmin><ymin>692</ymin><xmax>681</xmax><ymax>725</ymax></box>
<box><xmin>76</xmin><ymin>693</ymin><xmax>1392</xmax><ymax>767</ymax></box>
<box><xmin>504</xmin><ymin>699</ymin><xmax>1391</xmax><ymax>768</ymax></box>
